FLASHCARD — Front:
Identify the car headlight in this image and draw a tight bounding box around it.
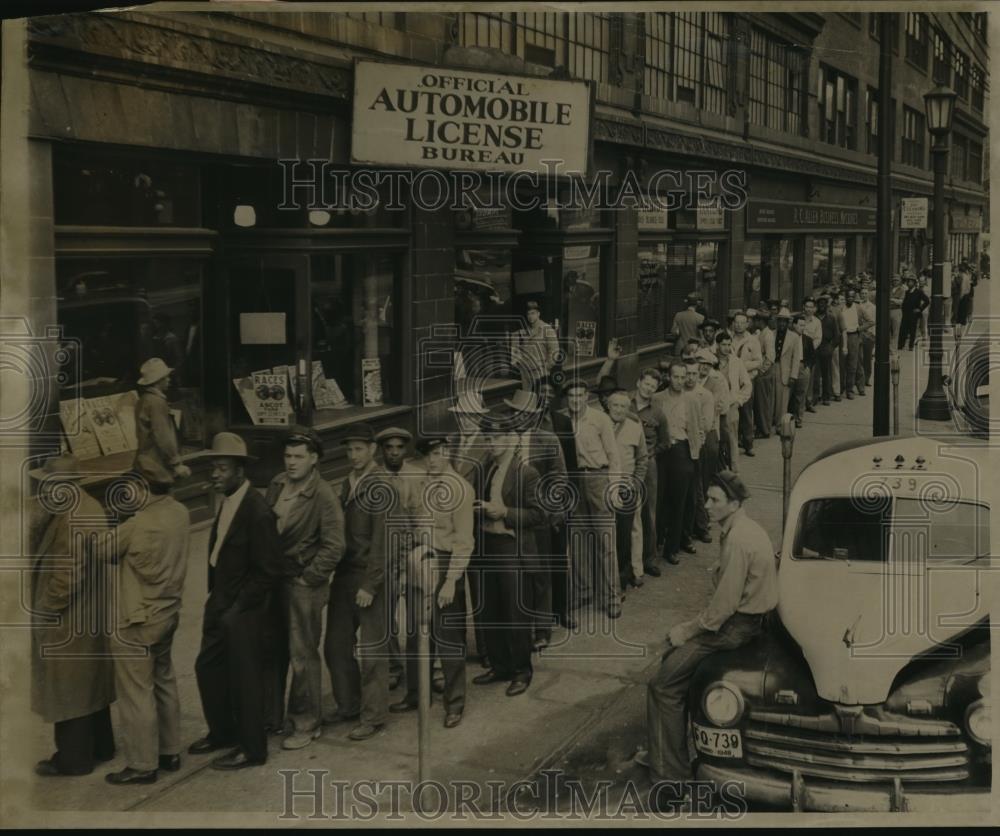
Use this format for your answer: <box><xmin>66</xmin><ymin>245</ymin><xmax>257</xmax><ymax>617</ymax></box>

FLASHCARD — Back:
<box><xmin>966</xmin><ymin>699</ymin><xmax>991</xmax><ymax>746</ymax></box>
<box><xmin>702</xmin><ymin>681</ymin><xmax>745</xmax><ymax>728</ymax></box>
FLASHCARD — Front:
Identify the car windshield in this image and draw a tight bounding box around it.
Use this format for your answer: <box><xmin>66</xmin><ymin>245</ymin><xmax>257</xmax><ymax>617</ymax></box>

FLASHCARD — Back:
<box><xmin>792</xmin><ymin>498</ymin><xmax>990</xmax><ymax>563</ymax></box>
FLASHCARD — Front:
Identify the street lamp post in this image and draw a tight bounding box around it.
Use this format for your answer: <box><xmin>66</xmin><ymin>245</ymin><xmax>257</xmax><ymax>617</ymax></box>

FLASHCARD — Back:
<box><xmin>917</xmin><ymin>85</ymin><xmax>957</xmax><ymax>421</ymax></box>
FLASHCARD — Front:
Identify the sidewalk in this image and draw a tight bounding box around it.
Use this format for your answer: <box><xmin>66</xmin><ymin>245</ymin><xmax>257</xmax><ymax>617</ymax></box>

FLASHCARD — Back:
<box><xmin>19</xmin><ymin>332</ymin><xmax>962</xmax><ymax>818</ymax></box>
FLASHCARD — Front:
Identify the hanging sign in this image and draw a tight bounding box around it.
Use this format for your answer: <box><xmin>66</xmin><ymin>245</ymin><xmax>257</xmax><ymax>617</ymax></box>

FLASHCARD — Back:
<box><xmin>901</xmin><ymin>198</ymin><xmax>929</xmax><ymax>229</ymax></box>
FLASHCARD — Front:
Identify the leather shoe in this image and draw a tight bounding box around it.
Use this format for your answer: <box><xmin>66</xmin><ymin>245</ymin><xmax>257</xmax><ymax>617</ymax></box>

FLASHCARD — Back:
<box><xmin>806</xmin><ymin>405</ymin><xmax>817</xmax><ymax>413</ymax></box>
<box><xmin>743</xmin><ymin>449</ymin><xmax>755</xmax><ymax>457</ymax></box>
<box><xmin>557</xmin><ymin>614</ymin><xmax>578</xmax><ymax>630</ymax></box>
<box><xmin>846</xmin><ymin>392</ymin><xmax>854</xmax><ymax>400</ymax></box>
<box><xmin>695</xmin><ymin>531</ymin><xmax>712</xmax><ymax>543</ymax></box>
<box><xmin>188</xmin><ymin>736</ymin><xmax>235</xmax><ymax>755</ymax></box>
<box><xmin>857</xmin><ymin>389</ymin><xmax>866</xmax><ymax>396</ymax></box>
<box><xmin>833</xmin><ymin>395</ymin><xmax>842</xmax><ymax>402</ymax></box>
<box><xmin>158</xmin><ymin>754</ymin><xmax>181</xmax><ymax>772</ymax></box>
<box><xmin>478</xmin><ymin>655</ymin><xmax>491</xmax><ymax>669</ymax></box>
<box><xmin>322</xmin><ymin>709</ymin><xmax>360</xmax><ymax>726</ymax></box>
<box><xmin>643</xmin><ymin>563</ymin><xmax>661</xmax><ymax>577</ymax></box>
<box><xmin>607</xmin><ymin>604</ymin><xmax>622</xmax><ymax>619</ymax></box>
<box><xmin>389</xmin><ymin>700</ymin><xmax>418</xmax><ymax>714</ymax></box>
<box><xmin>664</xmin><ymin>552</ymin><xmax>680</xmax><ymax>565</ymax></box>
<box><xmin>347</xmin><ymin>723</ymin><xmax>383</xmax><ymax>742</ymax></box>
<box><xmin>444</xmin><ymin>712</ymin><xmax>463</xmax><ymax>728</ymax></box>
<box><xmin>34</xmin><ymin>759</ymin><xmax>81</xmax><ymax>777</ymax></box>
<box><xmin>472</xmin><ymin>669</ymin><xmax>510</xmax><ymax>686</ymax></box>
<box><xmin>680</xmin><ymin>542</ymin><xmax>696</xmax><ymax>554</ymax></box>
<box><xmin>821</xmin><ymin>400</ymin><xmax>830</xmax><ymax>406</ymax></box>
<box><xmin>794</xmin><ymin>418</ymin><xmax>803</xmax><ymax>428</ymax></box>
<box><xmin>105</xmin><ymin>767</ymin><xmax>157</xmax><ymax>785</ymax></box>
<box><xmin>505</xmin><ymin>680</ymin><xmax>530</xmax><ymax>697</ymax></box>
<box><xmin>632</xmin><ymin>575</ymin><xmax>644</xmax><ymax>588</ymax></box>
<box><xmin>210</xmin><ymin>749</ymin><xmax>265</xmax><ymax>770</ymax></box>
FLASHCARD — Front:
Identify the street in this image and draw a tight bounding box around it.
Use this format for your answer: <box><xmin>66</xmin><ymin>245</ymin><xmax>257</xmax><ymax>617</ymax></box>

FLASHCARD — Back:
<box><xmin>21</xmin><ymin>314</ymin><xmax>976</xmax><ymax>819</ymax></box>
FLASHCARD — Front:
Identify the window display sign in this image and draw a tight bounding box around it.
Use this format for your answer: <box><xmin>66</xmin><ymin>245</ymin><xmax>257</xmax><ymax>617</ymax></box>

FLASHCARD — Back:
<box><xmin>239</xmin><ymin>312</ymin><xmax>286</xmax><ymax>345</ymax></box>
<box><xmin>362</xmin><ymin>358</ymin><xmax>384</xmax><ymax>408</ymax></box>
<box><xmin>233</xmin><ymin>371</ymin><xmax>294</xmax><ymax>426</ymax></box>
<box><xmin>574</xmin><ymin>320</ymin><xmax>597</xmax><ymax>358</ymax></box>
<box><xmin>84</xmin><ymin>396</ymin><xmax>131</xmax><ymax>455</ymax></box>
<box><xmin>352</xmin><ymin>60</ymin><xmax>591</xmax><ymax>173</ymax></box>
<box><xmin>900</xmin><ymin>198</ymin><xmax>928</xmax><ymax>229</ymax></box>
<box><xmin>311</xmin><ymin>361</ymin><xmax>350</xmax><ymax>410</ymax></box>
<box><xmin>638</xmin><ymin>208</ymin><xmax>669</xmax><ymax>231</ymax></box>
<box><xmin>697</xmin><ymin>204</ymin><xmax>726</xmax><ymax>231</ymax></box>
<box><xmin>59</xmin><ymin>399</ymin><xmax>102</xmax><ymax>460</ymax></box>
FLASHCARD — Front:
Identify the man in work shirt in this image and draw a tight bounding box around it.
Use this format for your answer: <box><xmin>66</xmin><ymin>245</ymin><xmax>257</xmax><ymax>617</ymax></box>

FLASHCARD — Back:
<box><xmin>799</xmin><ymin>298</ymin><xmax>822</xmax><ymax>412</ymax></box>
<box><xmin>513</xmin><ymin>300</ymin><xmax>559</xmax><ymax>393</ymax></box>
<box><xmin>772</xmin><ymin>308</ymin><xmax>802</xmax><ymax>430</ymax></box>
<box><xmin>856</xmin><ymin>285</ymin><xmax>877</xmax><ymax>390</ymax></box>
<box><xmin>133</xmin><ymin>358</ymin><xmax>191</xmax><ymax>487</ymax></box>
<box><xmin>714</xmin><ymin>332</ymin><xmax>751</xmax><ymax>473</ymax></box>
<box><xmin>888</xmin><ymin>274</ymin><xmax>905</xmax><ymax>347</ymax></box>
<box><xmin>631</xmin><ymin>368</ymin><xmax>670</xmax><ymax>579</ymax></box>
<box><xmin>641</xmin><ymin>471</ymin><xmax>777</xmax><ymax>795</ymax></box>
<box><xmin>682</xmin><ymin>359</ymin><xmax>715</xmax><ymax>547</ymax></box>
<box><xmin>652</xmin><ymin>361</ymin><xmax>702</xmax><ymax>565</ymax></box>
<box><xmin>816</xmin><ymin>296</ymin><xmax>841</xmax><ymax>405</ymax></box>
<box><xmin>750</xmin><ymin>310</ymin><xmax>775</xmax><ymax>440</ymax></box>
<box><xmin>837</xmin><ymin>287</ymin><xmax>864</xmax><ymax>398</ymax></box>
<box><xmin>605</xmin><ymin>389</ymin><xmax>648</xmax><ymax>592</ymax></box>
<box><xmin>729</xmin><ymin>313</ymin><xmax>760</xmax><ymax>457</ymax></box>
<box><xmin>670</xmin><ymin>294</ymin><xmax>705</xmax><ymax>355</ymax></box>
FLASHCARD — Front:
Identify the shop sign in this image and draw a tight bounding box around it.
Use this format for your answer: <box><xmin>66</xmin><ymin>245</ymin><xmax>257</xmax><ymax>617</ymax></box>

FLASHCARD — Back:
<box><xmin>950</xmin><ymin>210</ymin><xmax>982</xmax><ymax>232</ymax></box>
<box><xmin>455</xmin><ymin>206</ymin><xmax>509</xmax><ymax>230</ymax></box>
<box><xmin>746</xmin><ymin>200</ymin><xmax>876</xmax><ymax>233</ymax></box>
<box><xmin>638</xmin><ymin>208</ymin><xmax>668</xmax><ymax>231</ymax></box>
<box><xmin>900</xmin><ymin>198</ymin><xmax>928</xmax><ymax>229</ymax></box>
<box><xmin>352</xmin><ymin>60</ymin><xmax>592</xmax><ymax>173</ymax></box>
<box><xmin>697</xmin><ymin>204</ymin><xmax>726</xmax><ymax>231</ymax></box>
<box><xmin>251</xmin><ymin>372</ymin><xmax>292</xmax><ymax>426</ymax></box>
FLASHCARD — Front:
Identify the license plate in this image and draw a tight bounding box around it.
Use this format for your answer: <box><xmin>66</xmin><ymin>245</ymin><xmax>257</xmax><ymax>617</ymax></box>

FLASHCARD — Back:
<box><xmin>693</xmin><ymin>723</ymin><xmax>743</xmax><ymax>758</ymax></box>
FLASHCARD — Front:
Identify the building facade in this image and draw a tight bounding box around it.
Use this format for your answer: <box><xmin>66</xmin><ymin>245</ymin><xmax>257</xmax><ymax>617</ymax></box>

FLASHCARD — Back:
<box><xmin>16</xmin><ymin>9</ymin><xmax>990</xmax><ymax>518</ymax></box>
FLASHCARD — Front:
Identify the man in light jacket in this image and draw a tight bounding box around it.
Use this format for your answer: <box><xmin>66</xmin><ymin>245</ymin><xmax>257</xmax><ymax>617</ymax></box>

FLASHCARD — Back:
<box><xmin>714</xmin><ymin>331</ymin><xmax>751</xmax><ymax>474</ymax></box>
<box><xmin>133</xmin><ymin>358</ymin><xmax>191</xmax><ymax>486</ymax></box>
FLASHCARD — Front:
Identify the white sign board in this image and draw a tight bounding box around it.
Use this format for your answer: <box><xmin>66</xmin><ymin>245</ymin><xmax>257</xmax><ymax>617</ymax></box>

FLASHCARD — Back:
<box><xmin>901</xmin><ymin>198</ymin><xmax>929</xmax><ymax>229</ymax></box>
<box><xmin>352</xmin><ymin>60</ymin><xmax>592</xmax><ymax>173</ymax></box>
<box><xmin>697</xmin><ymin>205</ymin><xmax>726</xmax><ymax>231</ymax></box>
<box><xmin>638</xmin><ymin>208</ymin><xmax>668</xmax><ymax>231</ymax></box>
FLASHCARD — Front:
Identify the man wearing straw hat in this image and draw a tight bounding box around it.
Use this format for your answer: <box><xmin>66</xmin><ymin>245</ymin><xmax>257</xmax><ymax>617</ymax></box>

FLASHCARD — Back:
<box><xmin>134</xmin><ymin>357</ymin><xmax>190</xmax><ymax>485</ymax></box>
<box><xmin>29</xmin><ymin>455</ymin><xmax>115</xmax><ymax>778</ymax></box>
<box><xmin>188</xmin><ymin>433</ymin><xmax>285</xmax><ymax>770</ymax></box>
<box><xmin>513</xmin><ymin>300</ymin><xmax>559</xmax><ymax>394</ymax></box>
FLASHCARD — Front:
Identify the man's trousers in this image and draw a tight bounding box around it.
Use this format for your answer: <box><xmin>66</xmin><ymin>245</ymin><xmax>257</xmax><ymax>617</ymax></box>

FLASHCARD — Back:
<box><xmin>646</xmin><ymin>613</ymin><xmax>765</xmax><ymax>781</ymax></box>
<box><xmin>658</xmin><ymin>442</ymin><xmax>694</xmax><ymax>559</ymax></box>
<box><xmin>51</xmin><ymin>707</ymin><xmax>115</xmax><ymax>775</ymax></box>
<box><xmin>752</xmin><ymin>366</ymin><xmax>775</xmax><ymax>438</ymax></box>
<box><xmin>323</xmin><ymin>568</ymin><xmax>389</xmax><ymax>727</ymax></box>
<box><xmin>481</xmin><ymin>532</ymin><xmax>533</xmax><ymax>683</ymax></box>
<box><xmin>115</xmin><ymin>613</ymin><xmax>181</xmax><ymax>771</ymax></box>
<box><xmin>842</xmin><ymin>332</ymin><xmax>862</xmax><ymax>394</ymax></box>
<box><xmin>570</xmin><ymin>470</ymin><xmax>620</xmax><ymax>610</ymax></box>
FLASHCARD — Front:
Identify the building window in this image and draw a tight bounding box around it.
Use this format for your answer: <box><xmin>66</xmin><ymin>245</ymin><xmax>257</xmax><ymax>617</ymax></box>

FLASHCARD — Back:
<box><xmin>460</xmin><ymin>12</ymin><xmax>610</xmax><ymax>82</ymax></box>
<box><xmin>931</xmin><ymin>27</ymin><xmax>951</xmax><ymax>85</ymax></box>
<box><xmin>818</xmin><ymin>65</ymin><xmax>858</xmax><ymax>150</ymax></box>
<box><xmin>949</xmin><ymin>233</ymin><xmax>977</xmax><ymax>264</ymax></box>
<box><xmin>904</xmin><ymin>13</ymin><xmax>928</xmax><ymax>71</ymax></box>
<box><xmin>968</xmin><ymin>140</ymin><xmax>983</xmax><ymax>183</ymax></box>
<box><xmin>636</xmin><ymin>243</ymin><xmax>668</xmax><ymax>346</ymax></box>
<box><xmin>749</xmin><ymin>28</ymin><xmax>806</xmax><ymax>134</ymax></box>
<box><xmin>953</xmin><ymin>49</ymin><xmax>969</xmax><ymax>100</ymax></box>
<box><xmin>901</xmin><ymin>106</ymin><xmax>926</xmax><ymax>168</ymax></box>
<box><xmin>972</xmin><ymin>13</ymin><xmax>988</xmax><ymax>42</ymax></box>
<box><xmin>952</xmin><ymin>136</ymin><xmax>983</xmax><ymax>182</ymax></box>
<box><xmin>869</xmin><ymin>13</ymin><xmax>899</xmax><ymax>52</ymax></box>
<box><xmin>454</xmin><ymin>248</ymin><xmax>514</xmax><ymax>384</ymax></box>
<box><xmin>971</xmin><ymin>65</ymin><xmax>985</xmax><ymax>111</ymax></box>
<box><xmin>865</xmin><ymin>87</ymin><xmax>878</xmax><ymax>154</ymax></box>
<box><xmin>644</xmin><ymin>12</ymin><xmax>672</xmax><ymax>101</ymax></box>
<box><xmin>643</xmin><ymin>12</ymin><xmax>730</xmax><ymax>114</ymax></box>
<box><xmin>898</xmin><ymin>236</ymin><xmax>916</xmax><ymax>273</ymax></box>
<box><xmin>56</xmin><ymin>258</ymin><xmax>207</xmax><ymax>455</ymax></box>
<box><xmin>344</xmin><ymin>12</ymin><xmax>403</xmax><ymax>29</ymax></box>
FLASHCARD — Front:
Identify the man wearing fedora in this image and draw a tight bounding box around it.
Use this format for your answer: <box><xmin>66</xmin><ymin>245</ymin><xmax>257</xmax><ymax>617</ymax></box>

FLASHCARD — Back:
<box><xmin>640</xmin><ymin>471</ymin><xmax>776</xmax><ymax>798</ymax></box>
<box><xmin>262</xmin><ymin>425</ymin><xmax>345</xmax><ymax>751</ymax></box>
<box><xmin>446</xmin><ymin>390</ymin><xmax>492</xmax><ymax>664</ymax></box>
<box><xmin>102</xmin><ymin>462</ymin><xmax>190</xmax><ymax>785</ymax></box>
<box><xmin>562</xmin><ymin>378</ymin><xmax>623</xmax><ymax>618</ymax></box>
<box><xmin>324</xmin><ymin>423</ymin><xmax>394</xmax><ymax>741</ymax></box>
<box><xmin>472</xmin><ymin>423</ymin><xmax>545</xmax><ymax>695</ymax></box>
<box><xmin>772</xmin><ymin>307</ymin><xmax>802</xmax><ymax>430</ymax></box>
<box><xmin>500</xmin><ymin>388</ymin><xmax>568</xmax><ymax>650</ymax></box>
<box><xmin>375</xmin><ymin>426</ymin><xmax>423</xmax><ymax>692</ymax></box>
<box><xmin>392</xmin><ymin>436</ymin><xmax>474</xmax><ymax>727</ymax></box>
<box><xmin>189</xmin><ymin>432</ymin><xmax>286</xmax><ymax>770</ymax></box>
<box><xmin>513</xmin><ymin>300</ymin><xmax>559</xmax><ymax>393</ymax></box>
<box><xmin>134</xmin><ymin>357</ymin><xmax>190</xmax><ymax>486</ymax></box>
<box><xmin>29</xmin><ymin>455</ymin><xmax>116</xmax><ymax>777</ymax></box>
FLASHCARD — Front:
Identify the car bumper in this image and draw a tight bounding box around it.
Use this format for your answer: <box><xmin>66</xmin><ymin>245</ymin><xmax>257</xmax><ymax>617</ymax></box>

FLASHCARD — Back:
<box><xmin>697</xmin><ymin>761</ymin><xmax>991</xmax><ymax>813</ymax></box>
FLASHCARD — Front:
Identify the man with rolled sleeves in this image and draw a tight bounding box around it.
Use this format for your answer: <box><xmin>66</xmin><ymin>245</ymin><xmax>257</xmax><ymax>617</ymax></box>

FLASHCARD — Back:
<box><xmin>750</xmin><ymin>310</ymin><xmax>775</xmax><ymax>440</ymax></box>
<box><xmin>651</xmin><ymin>361</ymin><xmax>703</xmax><ymax>565</ymax></box>
<box><xmin>631</xmin><ymin>368</ymin><xmax>670</xmax><ymax>580</ymax></box>
<box><xmin>103</xmin><ymin>463</ymin><xmax>190</xmax><ymax>785</ymax></box>
<box><xmin>670</xmin><ymin>294</ymin><xmax>705</xmax><ymax>355</ymax></box>
<box><xmin>695</xmin><ymin>349</ymin><xmax>724</xmax><ymax>482</ymax></box>
<box><xmin>189</xmin><ymin>433</ymin><xmax>286</xmax><ymax>771</ymax></box>
<box><xmin>323</xmin><ymin>423</ymin><xmax>394</xmax><ymax>741</ymax></box>
<box><xmin>375</xmin><ymin>426</ymin><xmax>423</xmax><ymax>692</ymax></box>
<box><xmin>263</xmin><ymin>426</ymin><xmax>345</xmax><ymax>751</ymax></box>
<box><xmin>562</xmin><ymin>378</ymin><xmax>623</xmax><ymax>619</ymax></box>
<box><xmin>772</xmin><ymin>307</ymin><xmax>802</xmax><ymax>430</ymax></box>
<box><xmin>134</xmin><ymin>357</ymin><xmax>191</xmax><ymax>486</ymax></box>
<box><xmin>391</xmin><ymin>437</ymin><xmax>473</xmax><ymax>727</ymax></box>
<box><xmin>641</xmin><ymin>471</ymin><xmax>777</xmax><ymax>794</ymax></box>
<box><xmin>683</xmin><ymin>359</ymin><xmax>715</xmax><ymax>547</ymax></box>
<box><xmin>605</xmin><ymin>389</ymin><xmax>648</xmax><ymax>592</ymax></box>
<box><xmin>729</xmin><ymin>313</ymin><xmax>760</xmax><ymax>457</ymax></box>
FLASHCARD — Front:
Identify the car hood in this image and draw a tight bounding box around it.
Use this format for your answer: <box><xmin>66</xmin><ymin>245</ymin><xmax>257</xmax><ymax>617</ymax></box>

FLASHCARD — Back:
<box><xmin>777</xmin><ymin>560</ymin><xmax>989</xmax><ymax>704</ymax></box>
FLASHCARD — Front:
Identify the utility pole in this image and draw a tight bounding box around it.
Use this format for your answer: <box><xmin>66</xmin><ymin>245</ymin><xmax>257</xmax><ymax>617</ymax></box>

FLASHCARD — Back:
<box><xmin>873</xmin><ymin>12</ymin><xmax>893</xmax><ymax>436</ymax></box>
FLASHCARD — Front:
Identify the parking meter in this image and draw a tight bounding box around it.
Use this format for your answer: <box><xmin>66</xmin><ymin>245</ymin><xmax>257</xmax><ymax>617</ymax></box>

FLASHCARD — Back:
<box><xmin>779</xmin><ymin>414</ymin><xmax>796</xmax><ymax>529</ymax></box>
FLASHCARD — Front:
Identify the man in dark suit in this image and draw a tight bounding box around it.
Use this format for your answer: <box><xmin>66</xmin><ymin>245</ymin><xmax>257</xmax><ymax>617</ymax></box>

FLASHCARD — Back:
<box><xmin>323</xmin><ymin>423</ymin><xmax>394</xmax><ymax>742</ymax></box>
<box><xmin>189</xmin><ymin>433</ymin><xmax>287</xmax><ymax>770</ymax></box>
<box><xmin>899</xmin><ymin>274</ymin><xmax>930</xmax><ymax>351</ymax></box>
<box><xmin>471</xmin><ymin>423</ymin><xmax>545</xmax><ymax>696</ymax></box>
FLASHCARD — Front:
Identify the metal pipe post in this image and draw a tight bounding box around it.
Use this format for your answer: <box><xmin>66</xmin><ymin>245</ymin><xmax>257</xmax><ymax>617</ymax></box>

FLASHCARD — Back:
<box><xmin>873</xmin><ymin>12</ymin><xmax>894</xmax><ymax>436</ymax></box>
<box><xmin>890</xmin><ymin>355</ymin><xmax>900</xmax><ymax>435</ymax></box>
<box><xmin>779</xmin><ymin>414</ymin><xmax>796</xmax><ymax>530</ymax></box>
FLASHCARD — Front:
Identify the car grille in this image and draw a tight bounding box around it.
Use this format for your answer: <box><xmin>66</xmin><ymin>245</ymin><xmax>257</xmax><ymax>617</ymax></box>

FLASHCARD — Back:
<box><xmin>744</xmin><ymin>710</ymin><xmax>971</xmax><ymax>783</ymax></box>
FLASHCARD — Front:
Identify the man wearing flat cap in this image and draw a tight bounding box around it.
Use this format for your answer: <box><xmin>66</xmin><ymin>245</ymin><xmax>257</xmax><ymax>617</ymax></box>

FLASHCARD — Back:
<box><xmin>134</xmin><ymin>357</ymin><xmax>190</xmax><ymax>486</ymax></box>
<box><xmin>189</xmin><ymin>432</ymin><xmax>286</xmax><ymax>771</ymax></box>
<box><xmin>392</xmin><ymin>436</ymin><xmax>474</xmax><ymax>727</ymax></box>
<box><xmin>642</xmin><ymin>470</ymin><xmax>777</xmax><ymax>790</ymax></box>
<box><xmin>324</xmin><ymin>423</ymin><xmax>394</xmax><ymax>741</ymax></box>
<box><xmin>29</xmin><ymin>455</ymin><xmax>115</xmax><ymax>778</ymax></box>
<box><xmin>262</xmin><ymin>425</ymin><xmax>345</xmax><ymax>751</ymax></box>
<box><xmin>376</xmin><ymin>426</ymin><xmax>423</xmax><ymax>692</ymax></box>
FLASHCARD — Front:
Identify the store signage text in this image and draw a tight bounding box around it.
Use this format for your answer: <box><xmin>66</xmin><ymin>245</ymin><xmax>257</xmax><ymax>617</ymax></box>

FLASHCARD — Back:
<box><xmin>900</xmin><ymin>198</ymin><xmax>928</xmax><ymax>229</ymax></box>
<box><xmin>747</xmin><ymin>200</ymin><xmax>877</xmax><ymax>233</ymax></box>
<box><xmin>352</xmin><ymin>61</ymin><xmax>591</xmax><ymax>173</ymax></box>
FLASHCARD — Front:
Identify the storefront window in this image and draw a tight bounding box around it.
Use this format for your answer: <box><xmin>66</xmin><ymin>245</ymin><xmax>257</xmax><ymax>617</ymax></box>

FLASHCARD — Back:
<box><xmin>898</xmin><ymin>236</ymin><xmax>917</xmax><ymax>273</ymax></box>
<box><xmin>637</xmin><ymin>243</ymin><xmax>668</xmax><ymax>346</ymax></box>
<box><xmin>774</xmin><ymin>240</ymin><xmax>795</xmax><ymax>304</ymax></box>
<box><xmin>311</xmin><ymin>253</ymin><xmax>399</xmax><ymax>420</ymax></box>
<box><xmin>831</xmin><ymin>238</ymin><xmax>848</xmax><ymax>282</ymax></box>
<box><xmin>562</xmin><ymin>243</ymin><xmax>604</xmax><ymax>362</ymax></box>
<box><xmin>454</xmin><ymin>248</ymin><xmax>515</xmax><ymax>382</ymax></box>
<box><xmin>813</xmin><ymin>238</ymin><xmax>831</xmax><ymax>287</ymax></box>
<box><xmin>57</xmin><ymin>258</ymin><xmax>205</xmax><ymax>454</ymax></box>
<box><xmin>54</xmin><ymin>149</ymin><xmax>201</xmax><ymax>227</ymax></box>
<box><xmin>861</xmin><ymin>236</ymin><xmax>876</xmax><ymax>274</ymax></box>
<box><xmin>743</xmin><ymin>240</ymin><xmax>762</xmax><ymax>309</ymax></box>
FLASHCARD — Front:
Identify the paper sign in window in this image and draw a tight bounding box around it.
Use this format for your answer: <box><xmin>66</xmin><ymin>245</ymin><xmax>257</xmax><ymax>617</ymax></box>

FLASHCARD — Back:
<box><xmin>239</xmin><ymin>312</ymin><xmax>286</xmax><ymax>345</ymax></box>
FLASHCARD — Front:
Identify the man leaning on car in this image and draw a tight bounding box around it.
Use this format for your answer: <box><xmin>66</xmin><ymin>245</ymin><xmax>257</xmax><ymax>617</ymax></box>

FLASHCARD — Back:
<box><xmin>639</xmin><ymin>470</ymin><xmax>777</xmax><ymax>805</ymax></box>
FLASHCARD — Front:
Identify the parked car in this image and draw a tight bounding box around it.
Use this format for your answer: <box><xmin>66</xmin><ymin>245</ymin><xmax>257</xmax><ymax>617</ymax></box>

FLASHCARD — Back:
<box><xmin>687</xmin><ymin>436</ymin><xmax>991</xmax><ymax>812</ymax></box>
